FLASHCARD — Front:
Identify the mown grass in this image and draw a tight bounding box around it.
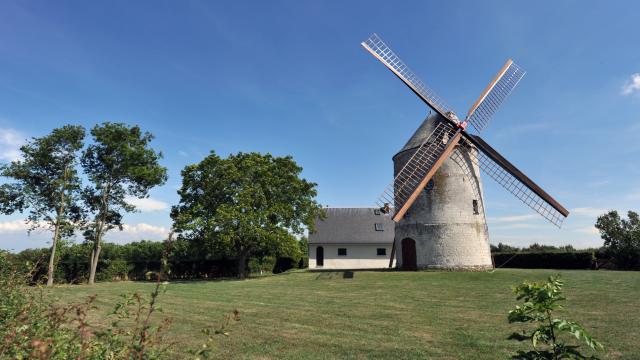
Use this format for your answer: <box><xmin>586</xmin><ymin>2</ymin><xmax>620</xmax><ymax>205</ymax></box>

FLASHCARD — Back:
<box><xmin>49</xmin><ymin>269</ymin><xmax>640</xmax><ymax>359</ymax></box>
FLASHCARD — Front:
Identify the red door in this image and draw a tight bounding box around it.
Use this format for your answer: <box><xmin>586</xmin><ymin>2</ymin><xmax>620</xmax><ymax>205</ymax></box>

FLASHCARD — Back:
<box><xmin>401</xmin><ymin>238</ymin><xmax>417</xmax><ymax>271</ymax></box>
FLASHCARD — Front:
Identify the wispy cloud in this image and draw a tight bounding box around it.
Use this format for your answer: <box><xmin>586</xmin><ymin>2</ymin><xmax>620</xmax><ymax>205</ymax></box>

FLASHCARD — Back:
<box><xmin>488</xmin><ymin>214</ymin><xmax>538</xmax><ymax>223</ymax></box>
<box><xmin>575</xmin><ymin>226</ymin><xmax>599</xmax><ymax>235</ymax></box>
<box><xmin>0</xmin><ymin>128</ymin><xmax>25</xmax><ymax>162</ymax></box>
<box><xmin>0</xmin><ymin>219</ymin><xmax>29</xmax><ymax>233</ymax></box>
<box><xmin>125</xmin><ymin>197</ymin><xmax>169</xmax><ymax>212</ymax></box>
<box><xmin>626</xmin><ymin>192</ymin><xmax>640</xmax><ymax>201</ymax></box>
<box><xmin>491</xmin><ymin>223</ymin><xmax>539</xmax><ymax>230</ymax></box>
<box><xmin>622</xmin><ymin>73</ymin><xmax>640</xmax><ymax>95</ymax></box>
<box><xmin>104</xmin><ymin>223</ymin><xmax>170</xmax><ymax>244</ymax></box>
<box><xmin>571</xmin><ymin>207</ymin><xmax>608</xmax><ymax>218</ymax></box>
<box><xmin>586</xmin><ymin>179</ymin><xmax>610</xmax><ymax>188</ymax></box>
<box><xmin>120</xmin><ymin>223</ymin><xmax>168</xmax><ymax>236</ymax></box>
<box><xmin>0</xmin><ymin>218</ymin><xmax>168</xmax><ymax>249</ymax></box>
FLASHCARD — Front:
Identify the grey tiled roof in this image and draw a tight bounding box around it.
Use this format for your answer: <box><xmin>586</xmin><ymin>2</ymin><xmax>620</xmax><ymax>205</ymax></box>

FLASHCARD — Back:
<box><xmin>308</xmin><ymin>208</ymin><xmax>394</xmax><ymax>244</ymax></box>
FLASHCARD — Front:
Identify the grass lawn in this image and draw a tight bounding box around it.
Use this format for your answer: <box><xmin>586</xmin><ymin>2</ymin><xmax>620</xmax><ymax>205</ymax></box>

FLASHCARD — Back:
<box><xmin>49</xmin><ymin>269</ymin><xmax>640</xmax><ymax>359</ymax></box>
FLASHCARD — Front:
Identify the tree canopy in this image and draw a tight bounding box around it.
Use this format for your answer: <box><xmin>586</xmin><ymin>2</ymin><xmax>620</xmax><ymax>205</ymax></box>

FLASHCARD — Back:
<box><xmin>81</xmin><ymin>122</ymin><xmax>167</xmax><ymax>284</ymax></box>
<box><xmin>171</xmin><ymin>151</ymin><xmax>322</xmax><ymax>278</ymax></box>
<box><xmin>0</xmin><ymin>125</ymin><xmax>85</xmax><ymax>286</ymax></box>
<box><xmin>595</xmin><ymin>210</ymin><xmax>640</xmax><ymax>270</ymax></box>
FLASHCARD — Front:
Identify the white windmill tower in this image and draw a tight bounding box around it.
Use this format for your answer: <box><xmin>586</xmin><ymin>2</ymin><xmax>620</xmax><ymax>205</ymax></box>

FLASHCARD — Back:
<box><xmin>361</xmin><ymin>34</ymin><xmax>569</xmax><ymax>270</ymax></box>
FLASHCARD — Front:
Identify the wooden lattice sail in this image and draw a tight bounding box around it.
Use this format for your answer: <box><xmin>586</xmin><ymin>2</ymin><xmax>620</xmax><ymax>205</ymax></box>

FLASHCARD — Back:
<box><xmin>361</xmin><ymin>33</ymin><xmax>569</xmax><ymax>267</ymax></box>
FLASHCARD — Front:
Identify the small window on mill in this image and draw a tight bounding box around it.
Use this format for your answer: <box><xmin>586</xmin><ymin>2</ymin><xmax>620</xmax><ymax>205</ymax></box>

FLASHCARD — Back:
<box><xmin>377</xmin><ymin>248</ymin><xmax>386</xmax><ymax>256</ymax></box>
<box><xmin>338</xmin><ymin>248</ymin><xmax>347</xmax><ymax>256</ymax></box>
<box><xmin>425</xmin><ymin>179</ymin><xmax>435</xmax><ymax>192</ymax></box>
<box><xmin>472</xmin><ymin>199</ymin><xmax>479</xmax><ymax>215</ymax></box>
<box><xmin>374</xmin><ymin>209</ymin><xmax>381</xmax><ymax>215</ymax></box>
<box><xmin>375</xmin><ymin>223</ymin><xmax>384</xmax><ymax>231</ymax></box>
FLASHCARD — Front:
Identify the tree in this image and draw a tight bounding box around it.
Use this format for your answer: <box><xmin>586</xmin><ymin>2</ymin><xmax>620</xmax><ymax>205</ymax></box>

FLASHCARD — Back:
<box><xmin>298</xmin><ymin>236</ymin><xmax>308</xmax><ymax>257</ymax></box>
<box><xmin>595</xmin><ymin>210</ymin><xmax>640</xmax><ymax>270</ymax></box>
<box><xmin>491</xmin><ymin>243</ymin><xmax>520</xmax><ymax>253</ymax></box>
<box><xmin>0</xmin><ymin>125</ymin><xmax>85</xmax><ymax>286</ymax></box>
<box><xmin>81</xmin><ymin>123</ymin><xmax>167</xmax><ymax>284</ymax></box>
<box><xmin>171</xmin><ymin>151</ymin><xmax>322</xmax><ymax>278</ymax></box>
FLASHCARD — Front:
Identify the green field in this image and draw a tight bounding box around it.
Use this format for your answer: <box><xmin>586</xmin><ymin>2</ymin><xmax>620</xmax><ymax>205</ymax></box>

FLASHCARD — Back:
<box><xmin>49</xmin><ymin>269</ymin><xmax>640</xmax><ymax>359</ymax></box>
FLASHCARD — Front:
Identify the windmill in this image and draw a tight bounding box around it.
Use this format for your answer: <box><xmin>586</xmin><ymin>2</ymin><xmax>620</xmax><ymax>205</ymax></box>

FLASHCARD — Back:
<box><xmin>361</xmin><ymin>34</ymin><xmax>569</xmax><ymax>270</ymax></box>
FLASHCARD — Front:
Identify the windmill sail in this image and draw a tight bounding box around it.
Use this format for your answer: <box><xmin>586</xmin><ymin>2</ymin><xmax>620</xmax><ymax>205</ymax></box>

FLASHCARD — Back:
<box><xmin>364</xmin><ymin>33</ymin><xmax>567</xmax><ymax>228</ymax></box>
<box><xmin>466</xmin><ymin>60</ymin><xmax>526</xmax><ymax>132</ymax></box>
<box><xmin>461</xmin><ymin>134</ymin><xmax>569</xmax><ymax>227</ymax></box>
<box><xmin>376</xmin><ymin>120</ymin><xmax>461</xmax><ymax>222</ymax></box>
<box><xmin>361</xmin><ymin>34</ymin><xmax>457</xmax><ymax>123</ymax></box>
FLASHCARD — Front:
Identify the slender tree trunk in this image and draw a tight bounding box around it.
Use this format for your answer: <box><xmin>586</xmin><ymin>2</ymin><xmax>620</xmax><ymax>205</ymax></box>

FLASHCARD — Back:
<box><xmin>47</xmin><ymin>225</ymin><xmax>61</xmax><ymax>287</ymax></box>
<box><xmin>47</xmin><ymin>179</ymin><xmax>66</xmax><ymax>287</ymax></box>
<box><xmin>89</xmin><ymin>185</ymin><xmax>109</xmax><ymax>285</ymax></box>
<box><xmin>88</xmin><ymin>236</ymin><xmax>101</xmax><ymax>284</ymax></box>
<box><xmin>88</xmin><ymin>221</ymin><xmax>104</xmax><ymax>284</ymax></box>
<box><xmin>237</xmin><ymin>251</ymin><xmax>247</xmax><ymax>279</ymax></box>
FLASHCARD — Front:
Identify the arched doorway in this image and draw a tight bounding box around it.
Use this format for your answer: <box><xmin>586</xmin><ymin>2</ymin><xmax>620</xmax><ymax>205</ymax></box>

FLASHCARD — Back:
<box><xmin>401</xmin><ymin>238</ymin><xmax>417</xmax><ymax>271</ymax></box>
<box><xmin>316</xmin><ymin>246</ymin><xmax>324</xmax><ymax>267</ymax></box>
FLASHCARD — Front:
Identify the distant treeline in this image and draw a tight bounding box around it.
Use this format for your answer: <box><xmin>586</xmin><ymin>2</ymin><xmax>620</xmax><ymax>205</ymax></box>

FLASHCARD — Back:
<box><xmin>490</xmin><ymin>243</ymin><xmax>599</xmax><ymax>254</ymax></box>
<box><xmin>6</xmin><ymin>240</ymin><xmax>633</xmax><ymax>282</ymax></box>
<box><xmin>8</xmin><ymin>240</ymin><xmax>306</xmax><ymax>284</ymax></box>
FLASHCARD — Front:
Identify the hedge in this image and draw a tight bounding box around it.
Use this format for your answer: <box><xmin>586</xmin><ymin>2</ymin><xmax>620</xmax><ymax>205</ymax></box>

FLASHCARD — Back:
<box><xmin>9</xmin><ymin>242</ymin><xmax>307</xmax><ymax>283</ymax></box>
<box><xmin>493</xmin><ymin>251</ymin><xmax>596</xmax><ymax>269</ymax></box>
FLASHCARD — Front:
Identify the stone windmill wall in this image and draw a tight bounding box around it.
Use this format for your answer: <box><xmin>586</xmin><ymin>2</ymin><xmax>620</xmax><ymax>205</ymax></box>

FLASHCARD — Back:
<box><xmin>393</xmin><ymin>113</ymin><xmax>493</xmax><ymax>271</ymax></box>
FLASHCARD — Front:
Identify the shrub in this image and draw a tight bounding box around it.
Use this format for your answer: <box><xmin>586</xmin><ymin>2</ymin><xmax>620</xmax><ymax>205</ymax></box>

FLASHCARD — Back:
<box><xmin>56</xmin><ymin>243</ymin><xmax>91</xmax><ymax>283</ymax></box>
<box><xmin>96</xmin><ymin>259</ymin><xmax>133</xmax><ymax>281</ymax></box>
<box><xmin>248</xmin><ymin>256</ymin><xmax>276</xmax><ymax>275</ymax></box>
<box><xmin>10</xmin><ymin>247</ymin><xmax>49</xmax><ymax>283</ymax></box>
<box><xmin>298</xmin><ymin>256</ymin><xmax>308</xmax><ymax>269</ymax></box>
<box><xmin>508</xmin><ymin>275</ymin><xmax>604</xmax><ymax>359</ymax></box>
<box><xmin>273</xmin><ymin>257</ymin><xmax>296</xmax><ymax>274</ymax></box>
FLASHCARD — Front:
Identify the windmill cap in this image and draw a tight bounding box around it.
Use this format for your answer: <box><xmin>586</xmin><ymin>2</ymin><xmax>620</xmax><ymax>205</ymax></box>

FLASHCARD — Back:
<box><xmin>393</xmin><ymin>112</ymin><xmax>444</xmax><ymax>160</ymax></box>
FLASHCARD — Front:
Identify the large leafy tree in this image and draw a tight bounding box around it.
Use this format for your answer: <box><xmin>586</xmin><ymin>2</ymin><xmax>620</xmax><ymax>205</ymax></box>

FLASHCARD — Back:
<box><xmin>0</xmin><ymin>125</ymin><xmax>85</xmax><ymax>286</ymax></box>
<box><xmin>595</xmin><ymin>210</ymin><xmax>640</xmax><ymax>270</ymax></box>
<box><xmin>81</xmin><ymin>123</ymin><xmax>167</xmax><ymax>284</ymax></box>
<box><xmin>171</xmin><ymin>151</ymin><xmax>322</xmax><ymax>278</ymax></box>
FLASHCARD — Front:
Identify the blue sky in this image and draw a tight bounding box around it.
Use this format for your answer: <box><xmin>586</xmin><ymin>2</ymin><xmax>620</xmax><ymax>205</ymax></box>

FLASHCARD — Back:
<box><xmin>1</xmin><ymin>0</ymin><xmax>639</xmax><ymax>251</ymax></box>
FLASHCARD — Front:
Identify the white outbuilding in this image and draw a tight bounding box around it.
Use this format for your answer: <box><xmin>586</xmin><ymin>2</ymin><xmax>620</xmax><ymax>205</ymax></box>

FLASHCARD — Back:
<box><xmin>308</xmin><ymin>208</ymin><xmax>395</xmax><ymax>270</ymax></box>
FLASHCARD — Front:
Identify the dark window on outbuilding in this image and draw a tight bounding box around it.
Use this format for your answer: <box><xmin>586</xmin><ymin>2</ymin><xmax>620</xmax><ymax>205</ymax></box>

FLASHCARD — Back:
<box><xmin>377</xmin><ymin>248</ymin><xmax>386</xmax><ymax>256</ymax></box>
<box><xmin>375</xmin><ymin>223</ymin><xmax>384</xmax><ymax>231</ymax></box>
<box><xmin>472</xmin><ymin>200</ymin><xmax>479</xmax><ymax>215</ymax></box>
<box><xmin>338</xmin><ymin>248</ymin><xmax>347</xmax><ymax>256</ymax></box>
<box><xmin>374</xmin><ymin>209</ymin><xmax>381</xmax><ymax>215</ymax></box>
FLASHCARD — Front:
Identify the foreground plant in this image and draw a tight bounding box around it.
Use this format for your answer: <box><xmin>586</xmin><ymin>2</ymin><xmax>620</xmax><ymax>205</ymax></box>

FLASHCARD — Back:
<box><xmin>188</xmin><ymin>310</ymin><xmax>240</xmax><ymax>359</ymax></box>
<box><xmin>0</xmin><ymin>251</ymin><xmax>90</xmax><ymax>359</ymax></box>
<box><xmin>0</xmin><ymin>248</ymin><xmax>172</xmax><ymax>359</ymax></box>
<box><xmin>0</xmin><ymin>237</ymin><xmax>172</xmax><ymax>359</ymax></box>
<box><xmin>96</xmin><ymin>275</ymin><xmax>172</xmax><ymax>359</ymax></box>
<box><xmin>1</xmin><ymin>236</ymin><xmax>240</xmax><ymax>359</ymax></box>
<box><xmin>508</xmin><ymin>275</ymin><xmax>604</xmax><ymax>359</ymax></box>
